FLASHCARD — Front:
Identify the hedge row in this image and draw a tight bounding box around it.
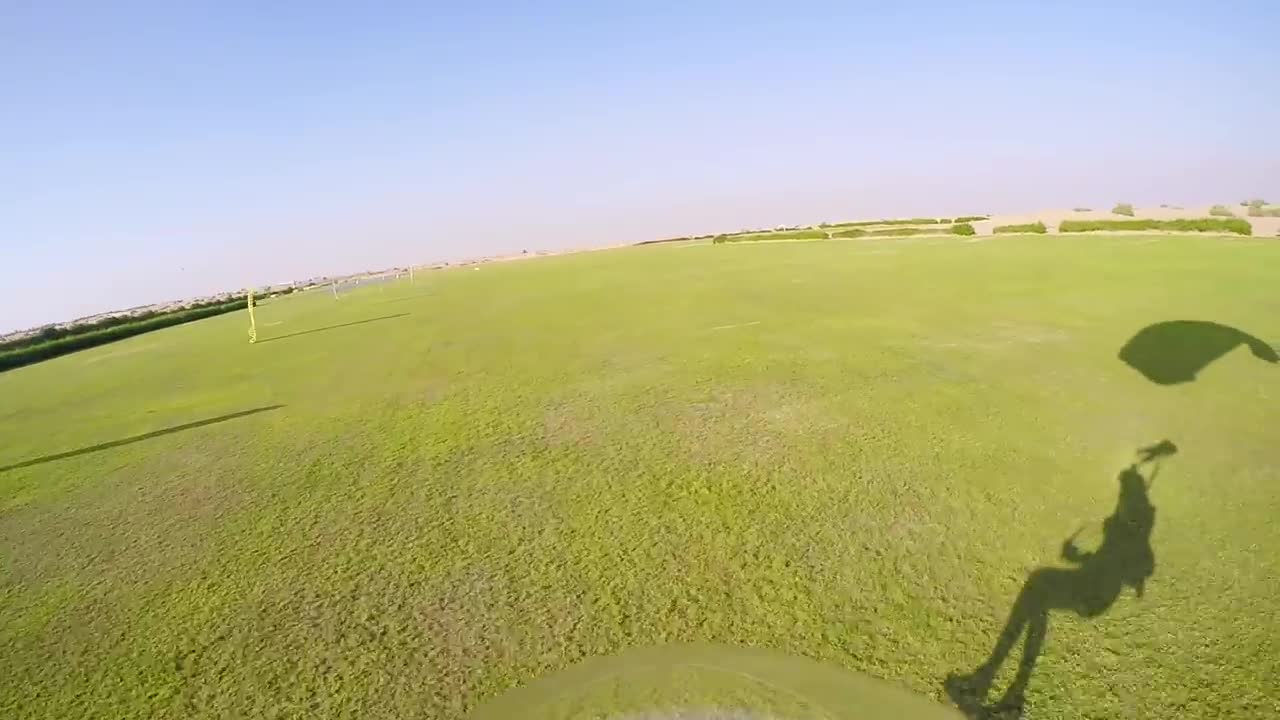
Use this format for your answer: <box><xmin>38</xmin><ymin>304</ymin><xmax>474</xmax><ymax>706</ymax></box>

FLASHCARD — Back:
<box><xmin>864</xmin><ymin>227</ymin><xmax>932</xmax><ymax>237</ymax></box>
<box><xmin>737</xmin><ymin>228</ymin><xmax>829</xmax><ymax>242</ymax></box>
<box><xmin>828</xmin><ymin>217</ymin><xmax>943</xmax><ymax>228</ymax></box>
<box><xmin>833</xmin><ymin>225</ymin><xmax>971</xmax><ymax>238</ymax></box>
<box><xmin>0</xmin><ymin>299</ymin><xmax>248</xmax><ymax>372</ymax></box>
<box><xmin>994</xmin><ymin>222</ymin><xmax>1047</xmax><ymax>234</ymax></box>
<box><xmin>1</xmin><ymin>294</ymin><xmax>249</xmax><ymax>352</ymax></box>
<box><xmin>1058</xmin><ymin>218</ymin><xmax>1252</xmax><ymax>235</ymax></box>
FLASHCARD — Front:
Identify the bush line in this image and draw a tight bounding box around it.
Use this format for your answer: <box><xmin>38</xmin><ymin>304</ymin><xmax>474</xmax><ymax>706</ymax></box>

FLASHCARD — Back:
<box><xmin>0</xmin><ymin>299</ymin><xmax>248</xmax><ymax>373</ymax></box>
<box><xmin>994</xmin><ymin>222</ymin><xmax>1047</xmax><ymax>234</ymax></box>
<box><xmin>1058</xmin><ymin>218</ymin><xmax>1251</xmax><ymax>235</ymax></box>
<box><xmin>827</xmin><ymin>217</ymin><xmax>944</xmax><ymax>228</ymax></box>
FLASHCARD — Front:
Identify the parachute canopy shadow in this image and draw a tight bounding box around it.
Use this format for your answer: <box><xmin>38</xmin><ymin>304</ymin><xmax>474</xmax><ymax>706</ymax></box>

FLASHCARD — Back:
<box><xmin>1119</xmin><ymin>321</ymin><xmax>1278</xmax><ymax>385</ymax></box>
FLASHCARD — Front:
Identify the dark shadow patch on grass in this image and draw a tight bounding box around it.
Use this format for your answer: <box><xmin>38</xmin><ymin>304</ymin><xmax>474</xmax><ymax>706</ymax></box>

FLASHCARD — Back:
<box><xmin>944</xmin><ymin>441</ymin><xmax>1176</xmax><ymax>718</ymax></box>
<box><xmin>0</xmin><ymin>405</ymin><xmax>284</xmax><ymax>473</ymax></box>
<box><xmin>378</xmin><ymin>293</ymin><xmax>433</xmax><ymax>305</ymax></box>
<box><xmin>1119</xmin><ymin>321</ymin><xmax>1278</xmax><ymax>385</ymax></box>
<box><xmin>257</xmin><ymin>313</ymin><xmax>409</xmax><ymax>344</ymax></box>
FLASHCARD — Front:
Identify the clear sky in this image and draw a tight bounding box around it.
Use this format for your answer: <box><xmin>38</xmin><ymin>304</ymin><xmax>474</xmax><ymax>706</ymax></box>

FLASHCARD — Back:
<box><xmin>2</xmin><ymin>1</ymin><xmax>1277</xmax><ymax>332</ymax></box>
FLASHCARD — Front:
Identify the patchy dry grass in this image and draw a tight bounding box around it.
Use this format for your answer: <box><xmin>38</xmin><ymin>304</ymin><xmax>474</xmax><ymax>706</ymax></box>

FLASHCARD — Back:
<box><xmin>2</xmin><ymin>235</ymin><xmax>1278</xmax><ymax>719</ymax></box>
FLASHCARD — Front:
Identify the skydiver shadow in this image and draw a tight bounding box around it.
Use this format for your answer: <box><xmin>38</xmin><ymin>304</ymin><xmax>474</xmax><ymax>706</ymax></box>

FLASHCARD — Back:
<box><xmin>943</xmin><ymin>440</ymin><xmax>1176</xmax><ymax>718</ymax></box>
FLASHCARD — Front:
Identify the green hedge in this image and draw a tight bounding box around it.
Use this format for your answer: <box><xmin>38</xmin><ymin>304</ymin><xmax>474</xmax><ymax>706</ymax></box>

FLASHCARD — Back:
<box><xmin>725</xmin><ymin>228</ymin><xmax>828</xmax><ymax>242</ymax></box>
<box><xmin>830</xmin><ymin>228</ymin><xmax>866</xmax><ymax>238</ymax></box>
<box><xmin>0</xmin><ymin>299</ymin><xmax>248</xmax><ymax>372</ymax></box>
<box><xmin>994</xmin><ymin>222</ymin><xmax>1047</xmax><ymax>234</ymax></box>
<box><xmin>953</xmin><ymin>215</ymin><xmax>988</xmax><ymax>223</ymax></box>
<box><xmin>1</xmin><ymin>294</ymin><xmax>246</xmax><ymax>352</ymax></box>
<box><xmin>951</xmin><ymin>223</ymin><xmax>976</xmax><ymax>236</ymax></box>
<box><xmin>827</xmin><ymin>217</ymin><xmax>943</xmax><ymax>228</ymax></box>
<box><xmin>864</xmin><ymin>227</ymin><xmax>932</xmax><ymax>237</ymax></box>
<box><xmin>832</xmin><ymin>226</ymin><xmax>945</xmax><ymax>238</ymax></box>
<box><xmin>1058</xmin><ymin>218</ymin><xmax>1251</xmax><ymax>235</ymax></box>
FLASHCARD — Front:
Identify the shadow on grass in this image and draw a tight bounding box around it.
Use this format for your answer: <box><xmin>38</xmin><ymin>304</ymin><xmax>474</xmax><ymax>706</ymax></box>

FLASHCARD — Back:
<box><xmin>378</xmin><ymin>293</ymin><xmax>434</xmax><ymax>305</ymax></box>
<box><xmin>0</xmin><ymin>405</ymin><xmax>284</xmax><ymax>473</ymax></box>
<box><xmin>1120</xmin><ymin>321</ymin><xmax>1278</xmax><ymax>384</ymax></box>
<box><xmin>257</xmin><ymin>313</ymin><xmax>409</xmax><ymax>344</ymax></box>
<box><xmin>944</xmin><ymin>441</ymin><xmax>1176</xmax><ymax>718</ymax></box>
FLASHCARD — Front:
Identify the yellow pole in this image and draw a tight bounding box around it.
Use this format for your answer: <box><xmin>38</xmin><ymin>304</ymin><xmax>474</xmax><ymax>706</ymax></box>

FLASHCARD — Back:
<box><xmin>247</xmin><ymin>289</ymin><xmax>258</xmax><ymax>344</ymax></box>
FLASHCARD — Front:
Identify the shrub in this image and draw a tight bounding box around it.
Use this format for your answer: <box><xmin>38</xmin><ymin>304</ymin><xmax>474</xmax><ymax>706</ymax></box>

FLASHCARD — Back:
<box><xmin>994</xmin><ymin>222</ymin><xmax>1047</xmax><ymax>234</ymax></box>
<box><xmin>827</xmin><ymin>217</ymin><xmax>942</xmax><ymax>228</ymax></box>
<box><xmin>1058</xmin><ymin>218</ymin><xmax>1251</xmax><ymax>235</ymax></box>
<box><xmin>636</xmin><ymin>236</ymin><xmax>691</xmax><ymax>246</ymax></box>
<box><xmin>0</xmin><ymin>295</ymin><xmax>245</xmax><ymax>353</ymax></box>
<box><xmin>951</xmin><ymin>222</ymin><xmax>976</xmax><ymax>236</ymax></box>
<box><xmin>1209</xmin><ymin>205</ymin><xmax>1235</xmax><ymax>217</ymax></box>
<box><xmin>830</xmin><ymin>228</ymin><xmax>867</xmax><ymax>238</ymax></box>
<box><xmin>1112</xmin><ymin>203</ymin><xmax>1135</xmax><ymax>216</ymax></box>
<box><xmin>865</xmin><ymin>227</ymin><xmax>932</xmax><ymax>237</ymax></box>
<box><xmin>711</xmin><ymin>234</ymin><xmax>728</xmax><ymax>244</ymax></box>
<box><xmin>0</xmin><ymin>299</ymin><xmax>248</xmax><ymax>372</ymax></box>
<box><xmin>954</xmin><ymin>215</ymin><xmax>988</xmax><ymax>223</ymax></box>
<box><xmin>722</xmin><ymin>228</ymin><xmax>828</xmax><ymax>243</ymax></box>
<box><xmin>937</xmin><ymin>218</ymin><xmax>952</xmax><ymax>224</ymax></box>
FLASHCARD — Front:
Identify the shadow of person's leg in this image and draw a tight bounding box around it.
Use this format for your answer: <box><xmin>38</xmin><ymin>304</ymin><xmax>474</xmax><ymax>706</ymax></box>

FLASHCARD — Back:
<box><xmin>946</xmin><ymin>572</ymin><xmax>1043</xmax><ymax>709</ymax></box>
<box><xmin>997</xmin><ymin>608</ymin><xmax>1048</xmax><ymax>713</ymax></box>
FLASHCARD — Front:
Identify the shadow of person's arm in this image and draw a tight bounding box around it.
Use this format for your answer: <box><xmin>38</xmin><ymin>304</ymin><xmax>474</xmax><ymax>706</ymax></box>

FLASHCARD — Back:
<box><xmin>1060</xmin><ymin>527</ymin><xmax>1092</xmax><ymax>564</ymax></box>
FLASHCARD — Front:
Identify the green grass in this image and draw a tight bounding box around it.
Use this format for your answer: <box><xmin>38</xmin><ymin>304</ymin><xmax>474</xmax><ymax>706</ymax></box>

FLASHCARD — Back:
<box><xmin>1060</xmin><ymin>218</ymin><xmax>1252</xmax><ymax>235</ymax></box>
<box><xmin>2</xmin><ymin>236</ymin><xmax>1278</xmax><ymax>719</ymax></box>
<box><xmin>994</xmin><ymin>222</ymin><xmax>1048</xmax><ymax>234</ymax></box>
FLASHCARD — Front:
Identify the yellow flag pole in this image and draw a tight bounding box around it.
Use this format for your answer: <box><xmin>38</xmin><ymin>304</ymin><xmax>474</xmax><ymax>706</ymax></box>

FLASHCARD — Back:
<box><xmin>247</xmin><ymin>289</ymin><xmax>258</xmax><ymax>344</ymax></box>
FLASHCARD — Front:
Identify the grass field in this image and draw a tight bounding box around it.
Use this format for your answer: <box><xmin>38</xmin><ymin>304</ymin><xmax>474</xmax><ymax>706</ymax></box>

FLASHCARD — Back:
<box><xmin>2</xmin><ymin>234</ymin><xmax>1278</xmax><ymax>719</ymax></box>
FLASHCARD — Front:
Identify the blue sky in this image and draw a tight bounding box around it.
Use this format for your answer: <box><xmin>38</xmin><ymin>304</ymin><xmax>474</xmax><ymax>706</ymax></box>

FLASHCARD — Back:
<box><xmin>2</xmin><ymin>2</ymin><xmax>1277</xmax><ymax>332</ymax></box>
